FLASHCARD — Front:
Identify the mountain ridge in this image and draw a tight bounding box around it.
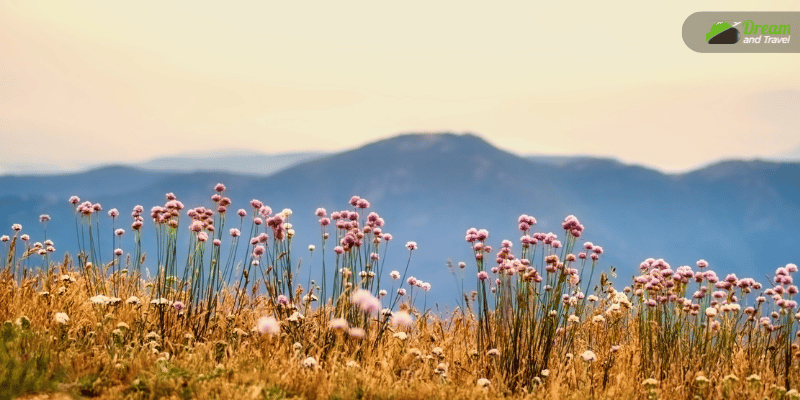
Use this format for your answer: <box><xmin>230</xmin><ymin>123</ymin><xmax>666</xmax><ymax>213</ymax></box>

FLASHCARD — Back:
<box><xmin>2</xmin><ymin>132</ymin><xmax>798</xmax><ymax>306</ymax></box>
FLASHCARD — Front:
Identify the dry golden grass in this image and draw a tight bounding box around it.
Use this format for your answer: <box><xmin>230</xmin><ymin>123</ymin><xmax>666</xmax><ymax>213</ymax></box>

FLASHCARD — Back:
<box><xmin>2</xmin><ymin>265</ymin><xmax>800</xmax><ymax>400</ymax></box>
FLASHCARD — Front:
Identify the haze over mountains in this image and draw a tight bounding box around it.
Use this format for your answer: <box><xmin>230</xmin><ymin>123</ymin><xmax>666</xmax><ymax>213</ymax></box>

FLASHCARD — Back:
<box><xmin>3</xmin><ymin>133</ymin><xmax>799</xmax><ymax>307</ymax></box>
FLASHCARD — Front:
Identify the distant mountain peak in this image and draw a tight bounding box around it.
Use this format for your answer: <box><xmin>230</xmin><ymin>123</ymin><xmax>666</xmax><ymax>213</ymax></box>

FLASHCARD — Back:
<box><xmin>360</xmin><ymin>132</ymin><xmax>506</xmax><ymax>157</ymax></box>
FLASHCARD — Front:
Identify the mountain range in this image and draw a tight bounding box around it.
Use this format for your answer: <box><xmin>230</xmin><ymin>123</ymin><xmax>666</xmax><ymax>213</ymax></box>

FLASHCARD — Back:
<box><xmin>2</xmin><ymin>133</ymin><xmax>798</xmax><ymax>307</ymax></box>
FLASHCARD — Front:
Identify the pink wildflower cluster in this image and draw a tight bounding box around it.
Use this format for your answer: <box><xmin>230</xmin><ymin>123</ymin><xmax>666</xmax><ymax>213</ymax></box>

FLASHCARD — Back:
<box><xmin>578</xmin><ymin>241</ymin><xmax>603</xmax><ymax>261</ymax></box>
<box><xmin>633</xmin><ymin>257</ymin><xmax>762</xmax><ymax>315</ymax></box>
<box><xmin>351</xmin><ymin>288</ymin><xmax>381</xmax><ymax>314</ymax></box>
<box><xmin>130</xmin><ymin>205</ymin><xmax>144</xmax><ymax>231</ymax></box>
<box><xmin>74</xmin><ymin>199</ymin><xmax>103</xmax><ymax>216</ymax></box>
<box><xmin>147</xmin><ymin>193</ymin><xmax>185</xmax><ymax>228</ymax></box>
<box><xmin>562</xmin><ymin>215</ymin><xmax>584</xmax><ymax>238</ymax></box>
<box><xmin>326</xmin><ymin>197</ymin><xmax>391</xmax><ymax>255</ymax></box>
<box><xmin>210</xmin><ymin>183</ymin><xmax>232</xmax><ymax>214</ymax></box>
<box><xmin>185</xmin><ymin>204</ymin><xmax>214</xmax><ymax>241</ymax></box>
<box><xmin>349</xmin><ymin>195</ymin><xmax>371</xmax><ymax>209</ymax></box>
<box><xmin>517</xmin><ymin>214</ymin><xmax>537</xmax><ymax>232</ymax></box>
<box><xmin>406</xmin><ymin>276</ymin><xmax>432</xmax><ymax>291</ymax></box>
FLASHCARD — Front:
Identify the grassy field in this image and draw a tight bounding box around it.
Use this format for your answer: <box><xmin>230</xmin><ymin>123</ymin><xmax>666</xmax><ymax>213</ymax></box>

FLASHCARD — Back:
<box><xmin>1</xmin><ymin>186</ymin><xmax>799</xmax><ymax>399</ymax></box>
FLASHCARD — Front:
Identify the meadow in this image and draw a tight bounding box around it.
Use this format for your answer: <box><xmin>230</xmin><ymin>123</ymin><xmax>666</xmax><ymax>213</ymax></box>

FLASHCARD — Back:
<box><xmin>1</xmin><ymin>183</ymin><xmax>799</xmax><ymax>399</ymax></box>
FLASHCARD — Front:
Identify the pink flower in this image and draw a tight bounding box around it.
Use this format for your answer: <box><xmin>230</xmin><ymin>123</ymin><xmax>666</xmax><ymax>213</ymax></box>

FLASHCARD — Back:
<box><xmin>477</xmin><ymin>271</ymin><xmax>489</xmax><ymax>281</ymax></box>
<box><xmin>69</xmin><ymin>196</ymin><xmax>80</xmax><ymax>205</ymax></box>
<box><xmin>237</xmin><ymin>209</ymin><xmax>247</xmax><ymax>217</ymax></box>
<box><xmin>213</xmin><ymin>239</ymin><xmax>221</xmax><ymax>246</ymax></box>
<box><xmin>211</xmin><ymin>194</ymin><xmax>221</xmax><ymax>202</ymax></box>
<box><xmin>407</xmin><ymin>276</ymin><xmax>417</xmax><ymax>285</ymax></box>
<box><xmin>349</xmin><ymin>196</ymin><xmax>361</xmax><ymax>207</ymax></box>
<box><xmin>351</xmin><ymin>289</ymin><xmax>381</xmax><ymax>314</ymax></box>
<box><xmin>230</xmin><ymin>228</ymin><xmax>240</xmax><ymax>237</ymax></box>
<box><xmin>253</xmin><ymin>245</ymin><xmax>266</xmax><ymax>257</ymax></box>
<box><xmin>257</xmin><ymin>316</ymin><xmax>280</xmax><ymax>334</ymax></box>
<box><xmin>330</xmin><ymin>318</ymin><xmax>349</xmax><ymax>330</ymax></box>
<box><xmin>406</xmin><ymin>242</ymin><xmax>417</xmax><ymax>251</ymax></box>
<box><xmin>696</xmin><ymin>259</ymin><xmax>708</xmax><ymax>269</ymax></box>
<box><xmin>319</xmin><ymin>217</ymin><xmax>330</xmax><ymax>226</ymax></box>
<box><xmin>250</xmin><ymin>199</ymin><xmax>263</xmax><ymax>209</ymax></box>
<box><xmin>348</xmin><ymin>327</ymin><xmax>366</xmax><ymax>339</ymax></box>
<box><xmin>383</xmin><ymin>233</ymin><xmax>393</xmax><ymax>242</ymax></box>
<box><xmin>276</xmin><ymin>295</ymin><xmax>289</xmax><ymax>306</ymax></box>
<box><xmin>115</xmin><ymin>229</ymin><xmax>125</xmax><ymax>236</ymax></box>
<box><xmin>391</xmin><ymin>311</ymin><xmax>413</xmax><ymax>327</ymax></box>
<box><xmin>254</xmin><ymin>217</ymin><xmax>263</xmax><ymax>225</ymax></box>
<box><xmin>334</xmin><ymin>246</ymin><xmax>344</xmax><ymax>254</ymax></box>
<box><xmin>197</xmin><ymin>232</ymin><xmax>208</xmax><ymax>242</ymax></box>
<box><xmin>315</xmin><ymin>208</ymin><xmax>327</xmax><ymax>217</ymax></box>
<box><xmin>173</xmin><ymin>301</ymin><xmax>185</xmax><ymax>312</ymax></box>
<box><xmin>114</xmin><ymin>248</ymin><xmax>123</xmax><ymax>256</ymax></box>
<box><xmin>214</xmin><ymin>183</ymin><xmax>226</xmax><ymax>193</ymax></box>
<box><xmin>397</xmin><ymin>288</ymin><xmax>406</xmax><ymax>296</ymax></box>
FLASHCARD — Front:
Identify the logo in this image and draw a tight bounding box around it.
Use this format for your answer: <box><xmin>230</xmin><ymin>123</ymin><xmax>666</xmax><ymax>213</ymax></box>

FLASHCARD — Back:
<box><xmin>683</xmin><ymin>12</ymin><xmax>800</xmax><ymax>53</ymax></box>
<box><xmin>706</xmin><ymin>21</ymin><xmax>739</xmax><ymax>44</ymax></box>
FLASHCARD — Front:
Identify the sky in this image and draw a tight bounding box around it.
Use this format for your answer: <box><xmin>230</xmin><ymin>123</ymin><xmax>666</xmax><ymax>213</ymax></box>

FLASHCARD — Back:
<box><xmin>1</xmin><ymin>1</ymin><xmax>799</xmax><ymax>174</ymax></box>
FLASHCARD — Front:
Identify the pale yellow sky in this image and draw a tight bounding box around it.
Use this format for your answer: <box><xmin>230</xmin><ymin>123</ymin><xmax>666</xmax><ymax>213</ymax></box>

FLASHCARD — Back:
<box><xmin>1</xmin><ymin>1</ymin><xmax>799</xmax><ymax>173</ymax></box>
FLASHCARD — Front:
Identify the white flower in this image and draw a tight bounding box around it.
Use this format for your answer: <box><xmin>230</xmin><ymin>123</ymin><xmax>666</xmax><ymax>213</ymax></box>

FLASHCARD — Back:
<box><xmin>580</xmin><ymin>350</ymin><xmax>597</xmax><ymax>362</ymax></box>
<box><xmin>150</xmin><ymin>298</ymin><xmax>172</xmax><ymax>306</ymax></box>
<box><xmin>568</xmin><ymin>315</ymin><xmax>580</xmax><ymax>323</ymax></box>
<box><xmin>302</xmin><ymin>293</ymin><xmax>318</xmax><ymax>302</ymax></box>
<box><xmin>393</xmin><ymin>332</ymin><xmax>408</xmax><ymax>341</ymax></box>
<box><xmin>287</xmin><ymin>311</ymin><xmax>303</xmax><ymax>323</ymax></box>
<box><xmin>54</xmin><ymin>312</ymin><xmax>69</xmax><ymax>325</ymax></box>
<box><xmin>592</xmin><ymin>315</ymin><xmax>606</xmax><ymax>324</ymax></box>
<box><xmin>302</xmin><ymin>357</ymin><xmax>317</xmax><ymax>368</ymax></box>
<box><xmin>126</xmin><ymin>296</ymin><xmax>142</xmax><ymax>305</ymax></box>
<box><xmin>90</xmin><ymin>295</ymin><xmax>111</xmax><ymax>305</ymax></box>
<box><xmin>308</xmin><ymin>244</ymin><xmax>315</xmax><ymax>251</ymax></box>
<box><xmin>477</xmin><ymin>378</ymin><xmax>491</xmax><ymax>388</ymax></box>
<box><xmin>390</xmin><ymin>270</ymin><xmax>400</xmax><ymax>280</ymax></box>
<box><xmin>486</xmin><ymin>348</ymin><xmax>500</xmax><ymax>357</ymax></box>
